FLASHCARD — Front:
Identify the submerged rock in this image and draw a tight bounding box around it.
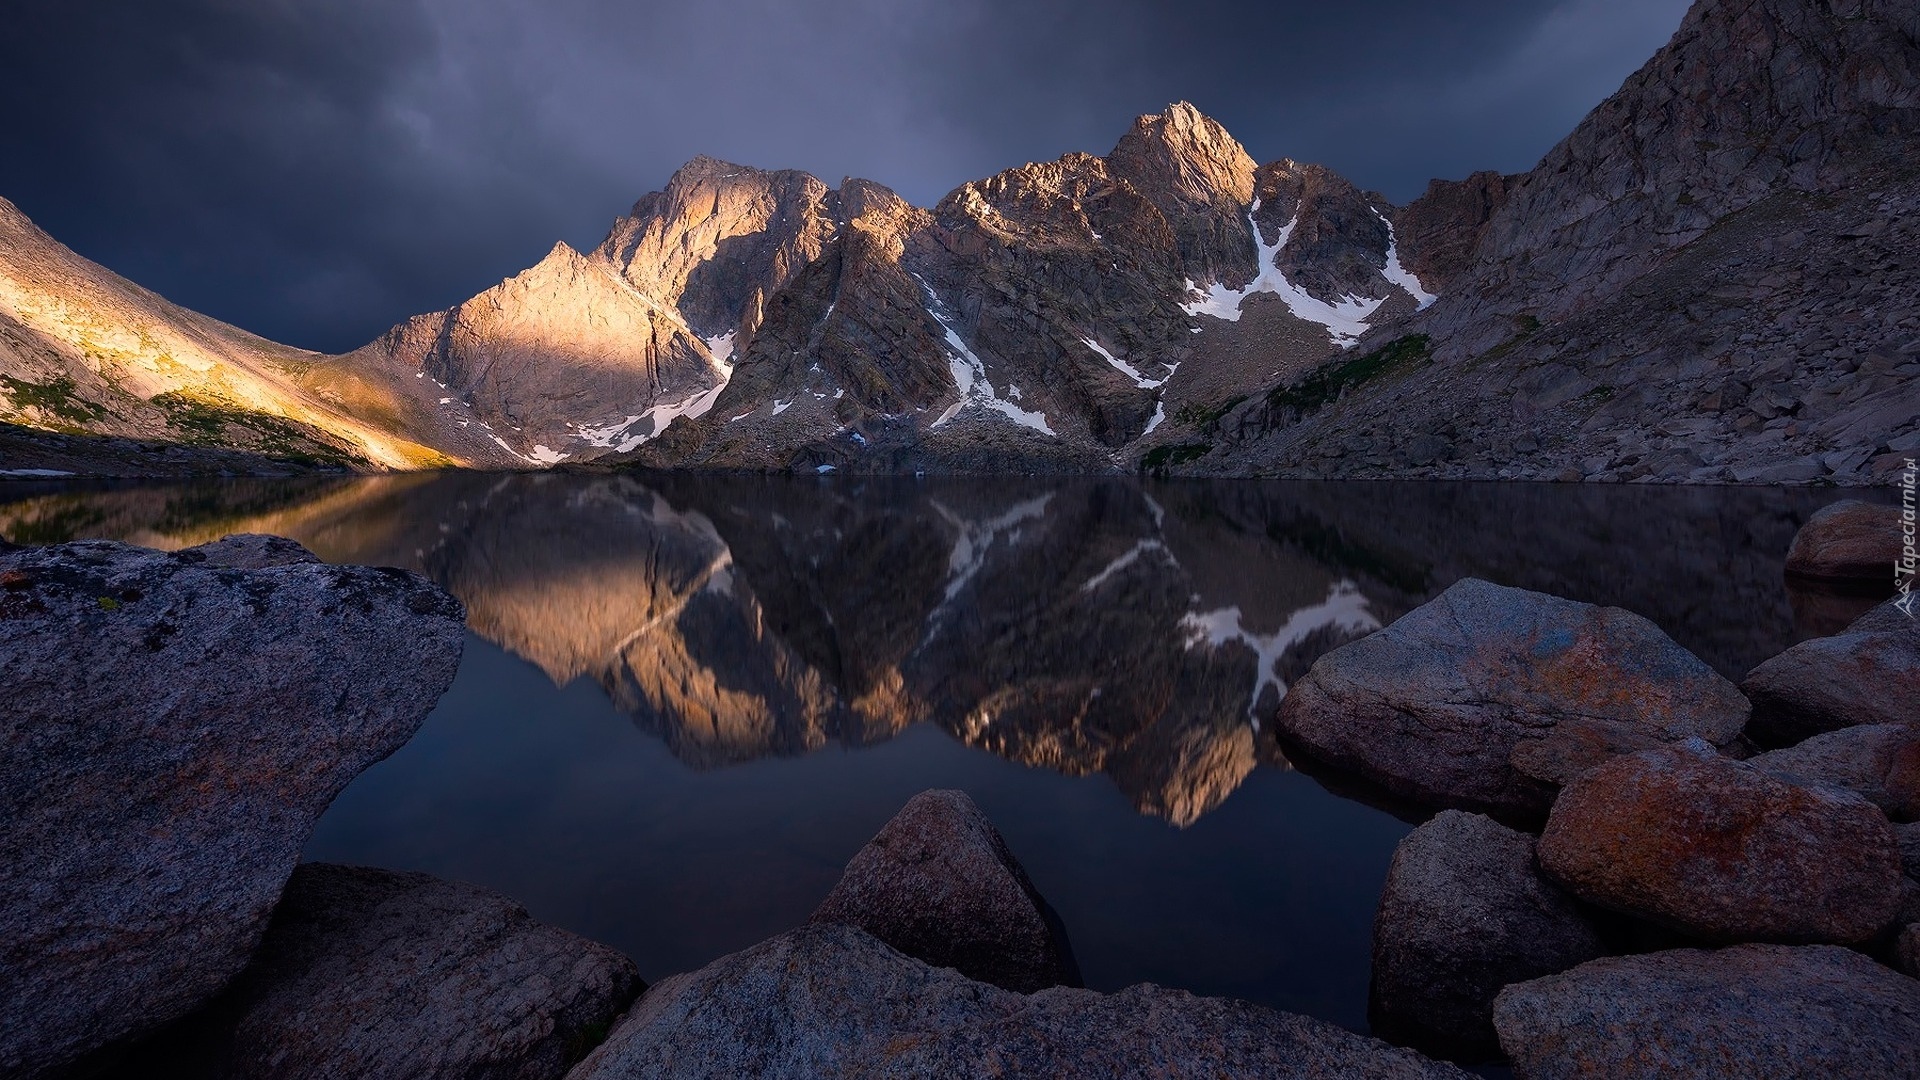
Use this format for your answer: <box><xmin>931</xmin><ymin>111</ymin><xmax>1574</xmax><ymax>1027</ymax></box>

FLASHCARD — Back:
<box><xmin>1742</xmin><ymin>598</ymin><xmax>1920</xmax><ymax>747</ymax></box>
<box><xmin>1492</xmin><ymin>945</ymin><xmax>1920</xmax><ymax>1080</ymax></box>
<box><xmin>1537</xmin><ymin>742</ymin><xmax>1903</xmax><ymax>944</ymax></box>
<box><xmin>572</xmin><ymin>923</ymin><xmax>1473</xmax><ymax>1080</ymax></box>
<box><xmin>0</xmin><ymin>538</ymin><xmax>464</xmax><ymax>1080</ymax></box>
<box><xmin>808</xmin><ymin>789</ymin><xmax>1078</xmax><ymax>992</ymax></box>
<box><xmin>1750</xmin><ymin>723</ymin><xmax>1920</xmax><ymax>821</ymax></box>
<box><xmin>1370</xmin><ymin>811</ymin><xmax>1602</xmax><ymax>1062</ymax></box>
<box><xmin>122</xmin><ymin>864</ymin><xmax>642</xmax><ymax>1080</ymax></box>
<box><xmin>1784</xmin><ymin>499</ymin><xmax>1905</xmax><ymax>585</ymax></box>
<box><xmin>1275</xmin><ymin>578</ymin><xmax>1748</xmax><ymax>818</ymax></box>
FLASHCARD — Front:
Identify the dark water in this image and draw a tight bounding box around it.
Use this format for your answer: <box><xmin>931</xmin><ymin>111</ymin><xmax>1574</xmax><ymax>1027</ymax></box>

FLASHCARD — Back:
<box><xmin>0</xmin><ymin>472</ymin><xmax>1872</xmax><ymax>1036</ymax></box>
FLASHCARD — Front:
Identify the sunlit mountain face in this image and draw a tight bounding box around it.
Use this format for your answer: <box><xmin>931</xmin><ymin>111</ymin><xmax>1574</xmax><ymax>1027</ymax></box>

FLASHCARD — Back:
<box><xmin>0</xmin><ymin>473</ymin><xmax>1848</xmax><ymax>827</ymax></box>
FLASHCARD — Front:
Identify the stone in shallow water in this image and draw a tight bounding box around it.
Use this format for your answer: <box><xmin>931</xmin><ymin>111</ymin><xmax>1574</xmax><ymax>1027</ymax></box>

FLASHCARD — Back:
<box><xmin>1538</xmin><ymin>741</ymin><xmax>1903</xmax><ymax>945</ymax></box>
<box><xmin>116</xmin><ymin>864</ymin><xmax>643</xmax><ymax>1080</ymax></box>
<box><xmin>1784</xmin><ymin>498</ymin><xmax>1905</xmax><ymax>585</ymax></box>
<box><xmin>0</xmin><ymin>537</ymin><xmax>465</xmax><ymax>1080</ymax></box>
<box><xmin>1275</xmin><ymin>578</ymin><xmax>1748</xmax><ymax>819</ymax></box>
<box><xmin>1492</xmin><ymin>944</ymin><xmax>1920</xmax><ymax>1080</ymax></box>
<box><xmin>1742</xmin><ymin>598</ymin><xmax>1920</xmax><ymax>747</ymax></box>
<box><xmin>809</xmin><ymin>788</ymin><xmax>1078</xmax><ymax>992</ymax></box>
<box><xmin>1370</xmin><ymin>811</ymin><xmax>1602</xmax><ymax>1062</ymax></box>
<box><xmin>572</xmin><ymin>923</ymin><xmax>1474</xmax><ymax>1080</ymax></box>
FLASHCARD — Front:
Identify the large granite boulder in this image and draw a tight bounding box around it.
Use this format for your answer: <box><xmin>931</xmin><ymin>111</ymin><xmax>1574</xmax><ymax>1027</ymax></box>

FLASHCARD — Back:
<box><xmin>1784</xmin><ymin>499</ymin><xmax>1905</xmax><ymax>585</ymax></box>
<box><xmin>572</xmin><ymin>923</ymin><xmax>1472</xmax><ymax>1079</ymax></box>
<box><xmin>1751</xmin><ymin>723</ymin><xmax>1920</xmax><ymax>821</ymax></box>
<box><xmin>118</xmin><ymin>864</ymin><xmax>642</xmax><ymax>1080</ymax></box>
<box><xmin>1743</xmin><ymin>599</ymin><xmax>1920</xmax><ymax>746</ymax></box>
<box><xmin>1371</xmin><ymin>811</ymin><xmax>1603</xmax><ymax>1062</ymax></box>
<box><xmin>808</xmin><ymin>789</ymin><xmax>1077</xmax><ymax>992</ymax></box>
<box><xmin>1275</xmin><ymin>578</ymin><xmax>1749</xmax><ymax>818</ymax></box>
<box><xmin>1537</xmin><ymin>742</ymin><xmax>1904</xmax><ymax>944</ymax></box>
<box><xmin>1492</xmin><ymin>945</ymin><xmax>1920</xmax><ymax>1080</ymax></box>
<box><xmin>0</xmin><ymin>538</ymin><xmax>465</xmax><ymax>1079</ymax></box>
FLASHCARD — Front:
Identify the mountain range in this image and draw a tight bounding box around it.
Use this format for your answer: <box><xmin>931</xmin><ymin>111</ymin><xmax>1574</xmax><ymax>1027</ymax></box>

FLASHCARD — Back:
<box><xmin>1</xmin><ymin>0</ymin><xmax>1915</xmax><ymax>482</ymax></box>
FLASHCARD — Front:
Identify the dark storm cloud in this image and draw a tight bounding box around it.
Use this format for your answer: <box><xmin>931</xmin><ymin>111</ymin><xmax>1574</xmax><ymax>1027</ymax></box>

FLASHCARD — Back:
<box><xmin>0</xmin><ymin>0</ymin><xmax>1690</xmax><ymax>353</ymax></box>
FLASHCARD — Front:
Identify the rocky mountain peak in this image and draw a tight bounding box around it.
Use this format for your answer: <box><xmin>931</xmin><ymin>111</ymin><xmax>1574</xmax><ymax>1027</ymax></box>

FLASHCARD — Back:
<box><xmin>1108</xmin><ymin>102</ymin><xmax>1256</xmax><ymax>206</ymax></box>
<box><xmin>1106</xmin><ymin>103</ymin><xmax>1257</xmax><ymax>275</ymax></box>
<box><xmin>596</xmin><ymin>158</ymin><xmax>841</xmax><ymax>339</ymax></box>
<box><xmin>1413</xmin><ymin>0</ymin><xmax>1920</xmax><ymax>358</ymax></box>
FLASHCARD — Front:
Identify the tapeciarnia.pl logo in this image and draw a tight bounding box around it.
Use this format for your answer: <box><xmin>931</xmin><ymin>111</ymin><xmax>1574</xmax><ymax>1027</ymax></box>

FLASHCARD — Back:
<box><xmin>1898</xmin><ymin>457</ymin><xmax>1917</xmax><ymax>618</ymax></box>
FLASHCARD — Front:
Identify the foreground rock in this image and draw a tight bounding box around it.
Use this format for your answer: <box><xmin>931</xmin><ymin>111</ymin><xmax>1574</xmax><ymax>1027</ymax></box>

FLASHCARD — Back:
<box><xmin>0</xmin><ymin>538</ymin><xmax>465</xmax><ymax>1080</ymax></box>
<box><xmin>1899</xmin><ymin>924</ymin><xmax>1920</xmax><ymax>978</ymax></box>
<box><xmin>1743</xmin><ymin>598</ymin><xmax>1920</xmax><ymax>746</ymax></box>
<box><xmin>1751</xmin><ymin>723</ymin><xmax>1920</xmax><ymax>821</ymax></box>
<box><xmin>122</xmin><ymin>864</ymin><xmax>642</xmax><ymax>1080</ymax></box>
<box><xmin>1784</xmin><ymin>499</ymin><xmax>1905</xmax><ymax>585</ymax></box>
<box><xmin>809</xmin><ymin>789</ymin><xmax>1077</xmax><ymax>992</ymax></box>
<box><xmin>1371</xmin><ymin>812</ymin><xmax>1603</xmax><ymax>1062</ymax></box>
<box><xmin>1538</xmin><ymin>742</ymin><xmax>1903</xmax><ymax>944</ymax></box>
<box><xmin>1492</xmin><ymin>945</ymin><xmax>1920</xmax><ymax>1080</ymax></box>
<box><xmin>1276</xmin><ymin>579</ymin><xmax>1749</xmax><ymax>818</ymax></box>
<box><xmin>573</xmin><ymin>923</ymin><xmax>1472</xmax><ymax>1079</ymax></box>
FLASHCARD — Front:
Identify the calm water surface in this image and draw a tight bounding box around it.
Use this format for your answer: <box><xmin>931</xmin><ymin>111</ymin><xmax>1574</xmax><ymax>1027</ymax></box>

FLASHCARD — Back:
<box><xmin>0</xmin><ymin>472</ymin><xmax>1866</xmax><ymax>1035</ymax></box>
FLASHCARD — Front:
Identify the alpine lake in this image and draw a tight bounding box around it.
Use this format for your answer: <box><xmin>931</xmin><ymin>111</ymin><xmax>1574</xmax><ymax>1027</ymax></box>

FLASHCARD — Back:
<box><xmin>0</xmin><ymin>471</ymin><xmax>1873</xmax><ymax>1038</ymax></box>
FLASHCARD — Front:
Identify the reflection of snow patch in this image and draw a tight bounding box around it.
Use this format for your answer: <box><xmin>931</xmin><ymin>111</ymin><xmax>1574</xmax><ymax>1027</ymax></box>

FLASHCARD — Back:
<box><xmin>1181</xmin><ymin>212</ymin><xmax>1384</xmax><ymax>348</ymax></box>
<box><xmin>1374</xmin><ymin>210</ymin><xmax>1437</xmax><ymax>309</ymax></box>
<box><xmin>1181</xmin><ymin>580</ymin><xmax>1381</xmax><ymax>716</ymax></box>
<box><xmin>931</xmin><ymin>494</ymin><xmax>1054</xmax><ymax>605</ymax></box>
<box><xmin>915</xmin><ymin>275</ymin><xmax>1056</xmax><ymax>437</ymax></box>
<box><xmin>1081</xmin><ymin>539</ymin><xmax>1173</xmax><ymax>592</ymax></box>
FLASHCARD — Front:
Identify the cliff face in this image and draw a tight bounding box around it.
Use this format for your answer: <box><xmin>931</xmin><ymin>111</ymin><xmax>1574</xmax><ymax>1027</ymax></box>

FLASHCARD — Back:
<box><xmin>1204</xmin><ymin>0</ymin><xmax>1920</xmax><ymax>486</ymax></box>
<box><xmin>0</xmin><ymin>197</ymin><xmax>451</xmax><ymax>469</ymax></box>
<box><xmin>1420</xmin><ymin>0</ymin><xmax>1920</xmax><ymax>359</ymax></box>
<box><xmin>624</xmin><ymin>103</ymin><xmax>1443</xmax><ymax>474</ymax></box>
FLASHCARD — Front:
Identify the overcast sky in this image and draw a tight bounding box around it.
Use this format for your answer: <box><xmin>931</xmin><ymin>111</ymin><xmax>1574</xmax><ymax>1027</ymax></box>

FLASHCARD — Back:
<box><xmin>0</xmin><ymin>0</ymin><xmax>1691</xmax><ymax>354</ymax></box>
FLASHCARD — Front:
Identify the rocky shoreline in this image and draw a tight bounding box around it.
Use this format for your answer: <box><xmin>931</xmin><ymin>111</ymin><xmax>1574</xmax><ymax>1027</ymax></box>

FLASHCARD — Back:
<box><xmin>4</xmin><ymin>499</ymin><xmax>1917</xmax><ymax>1078</ymax></box>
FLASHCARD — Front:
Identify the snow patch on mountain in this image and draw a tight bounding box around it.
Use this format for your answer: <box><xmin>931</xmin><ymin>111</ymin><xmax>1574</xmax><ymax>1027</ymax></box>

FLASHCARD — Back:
<box><xmin>917</xmin><ymin>276</ymin><xmax>1056</xmax><ymax>437</ymax></box>
<box><xmin>1082</xmin><ymin>337</ymin><xmax>1175</xmax><ymax>390</ymax></box>
<box><xmin>1182</xmin><ymin>209</ymin><xmax>1386</xmax><ymax>348</ymax></box>
<box><xmin>1374</xmin><ymin>209</ymin><xmax>1437</xmax><ymax>309</ymax></box>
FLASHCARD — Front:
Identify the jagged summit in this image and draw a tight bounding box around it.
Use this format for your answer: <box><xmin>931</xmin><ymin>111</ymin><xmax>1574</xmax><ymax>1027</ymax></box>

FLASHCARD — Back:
<box><xmin>10</xmin><ymin>0</ymin><xmax>1908</xmax><ymax>482</ymax></box>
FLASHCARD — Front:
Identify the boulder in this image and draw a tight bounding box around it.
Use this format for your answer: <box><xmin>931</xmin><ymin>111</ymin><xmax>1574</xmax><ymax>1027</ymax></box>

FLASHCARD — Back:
<box><xmin>1492</xmin><ymin>945</ymin><xmax>1920</xmax><ymax>1080</ymax></box>
<box><xmin>0</xmin><ymin>538</ymin><xmax>465</xmax><ymax>1079</ymax></box>
<box><xmin>188</xmin><ymin>533</ymin><xmax>325</xmax><ymax>570</ymax></box>
<box><xmin>1743</xmin><ymin>599</ymin><xmax>1920</xmax><ymax>746</ymax></box>
<box><xmin>119</xmin><ymin>864</ymin><xmax>642</xmax><ymax>1080</ymax></box>
<box><xmin>1900</xmin><ymin>822</ymin><xmax>1920</xmax><ymax>879</ymax></box>
<box><xmin>572</xmin><ymin>923</ymin><xmax>1473</xmax><ymax>1079</ymax></box>
<box><xmin>1275</xmin><ymin>578</ymin><xmax>1749</xmax><ymax>818</ymax></box>
<box><xmin>1370</xmin><ymin>811</ymin><xmax>1603</xmax><ymax>1062</ymax></box>
<box><xmin>1537</xmin><ymin>742</ymin><xmax>1904</xmax><ymax>944</ymax></box>
<box><xmin>808</xmin><ymin>789</ymin><xmax>1076</xmax><ymax>993</ymax></box>
<box><xmin>1784</xmin><ymin>499</ymin><xmax>1904</xmax><ymax>585</ymax></box>
<box><xmin>1899</xmin><ymin>924</ymin><xmax>1920</xmax><ymax>978</ymax></box>
<box><xmin>1750</xmin><ymin>723</ymin><xmax>1920</xmax><ymax>820</ymax></box>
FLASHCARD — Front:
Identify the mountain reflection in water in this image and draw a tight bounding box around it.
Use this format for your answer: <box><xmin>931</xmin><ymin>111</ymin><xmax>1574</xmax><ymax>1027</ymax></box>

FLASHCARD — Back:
<box><xmin>0</xmin><ymin>472</ymin><xmax>1857</xmax><ymax>1028</ymax></box>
